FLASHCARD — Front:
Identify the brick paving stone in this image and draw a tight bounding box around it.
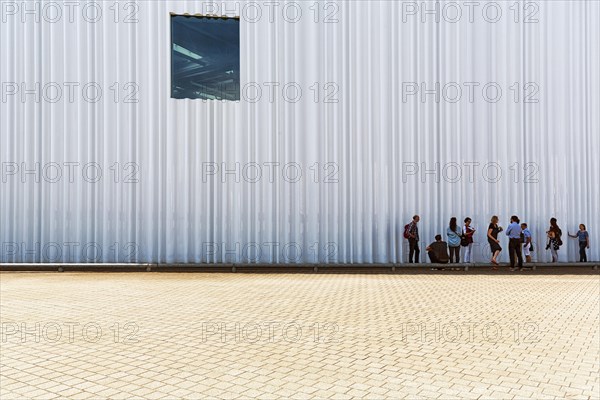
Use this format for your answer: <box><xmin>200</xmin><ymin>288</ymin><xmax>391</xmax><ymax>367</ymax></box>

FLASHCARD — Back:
<box><xmin>1</xmin><ymin>272</ymin><xmax>598</xmax><ymax>399</ymax></box>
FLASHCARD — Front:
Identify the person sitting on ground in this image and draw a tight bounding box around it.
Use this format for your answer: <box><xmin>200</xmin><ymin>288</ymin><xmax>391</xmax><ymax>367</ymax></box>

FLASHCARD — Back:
<box><xmin>427</xmin><ymin>235</ymin><xmax>450</xmax><ymax>268</ymax></box>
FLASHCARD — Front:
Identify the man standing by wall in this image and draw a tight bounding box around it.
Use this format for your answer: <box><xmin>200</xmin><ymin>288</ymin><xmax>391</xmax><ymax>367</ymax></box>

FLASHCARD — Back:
<box><xmin>406</xmin><ymin>215</ymin><xmax>420</xmax><ymax>263</ymax></box>
<box><xmin>506</xmin><ymin>216</ymin><xmax>524</xmax><ymax>271</ymax></box>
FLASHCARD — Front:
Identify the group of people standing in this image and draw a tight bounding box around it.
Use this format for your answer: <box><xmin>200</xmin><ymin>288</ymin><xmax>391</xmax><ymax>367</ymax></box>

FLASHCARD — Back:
<box><xmin>404</xmin><ymin>215</ymin><xmax>591</xmax><ymax>270</ymax></box>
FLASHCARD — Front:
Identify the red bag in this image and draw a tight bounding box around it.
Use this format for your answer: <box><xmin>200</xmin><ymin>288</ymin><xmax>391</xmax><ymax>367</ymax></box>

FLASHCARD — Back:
<box><xmin>403</xmin><ymin>224</ymin><xmax>411</xmax><ymax>239</ymax></box>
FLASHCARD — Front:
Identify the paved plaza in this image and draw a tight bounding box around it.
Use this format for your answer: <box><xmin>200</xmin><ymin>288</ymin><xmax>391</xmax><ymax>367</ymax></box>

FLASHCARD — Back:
<box><xmin>1</xmin><ymin>272</ymin><xmax>599</xmax><ymax>399</ymax></box>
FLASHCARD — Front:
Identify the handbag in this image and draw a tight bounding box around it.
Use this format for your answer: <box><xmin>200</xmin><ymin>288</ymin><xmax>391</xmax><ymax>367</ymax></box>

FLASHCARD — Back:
<box><xmin>461</xmin><ymin>226</ymin><xmax>473</xmax><ymax>247</ymax></box>
<box><xmin>460</xmin><ymin>235</ymin><xmax>469</xmax><ymax>247</ymax></box>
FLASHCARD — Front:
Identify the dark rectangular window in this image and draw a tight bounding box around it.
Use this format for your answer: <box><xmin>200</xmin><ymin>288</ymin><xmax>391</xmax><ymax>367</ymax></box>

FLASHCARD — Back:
<box><xmin>171</xmin><ymin>15</ymin><xmax>240</xmax><ymax>101</ymax></box>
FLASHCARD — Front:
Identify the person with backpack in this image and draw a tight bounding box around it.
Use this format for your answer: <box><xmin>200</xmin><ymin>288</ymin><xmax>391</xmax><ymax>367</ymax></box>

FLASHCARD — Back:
<box><xmin>487</xmin><ymin>215</ymin><xmax>503</xmax><ymax>269</ymax></box>
<box><xmin>404</xmin><ymin>215</ymin><xmax>420</xmax><ymax>263</ymax></box>
<box><xmin>521</xmin><ymin>223</ymin><xmax>533</xmax><ymax>263</ymax></box>
<box><xmin>462</xmin><ymin>217</ymin><xmax>476</xmax><ymax>263</ymax></box>
<box><xmin>505</xmin><ymin>215</ymin><xmax>523</xmax><ymax>271</ymax></box>
<box><xmin>568</xmin><ymin>224</ymin><xmax>590</xmax><ymax>262</ymax></box>
<box><xmin>446</xmin><ymin>217</ymin><xmax>462</xmax><ymax>263</ymax></box>
<box><xmin>546</xmin><ymin>217</ymin><xmax>562</xmax><ymax>262</ymax></box>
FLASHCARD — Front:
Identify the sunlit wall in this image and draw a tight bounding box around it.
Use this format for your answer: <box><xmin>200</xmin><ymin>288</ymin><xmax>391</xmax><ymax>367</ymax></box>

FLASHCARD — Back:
<box><xmin>1</xmin><ymin>1</ymin><xmax>599</xmax><ymax>263</ymax></box>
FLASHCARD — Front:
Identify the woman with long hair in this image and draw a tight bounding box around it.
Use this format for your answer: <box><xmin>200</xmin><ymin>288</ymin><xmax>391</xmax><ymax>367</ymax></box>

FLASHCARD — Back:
<box><xmin>446</xmin><ymin>217</ymin><xmax>462</xmax><ymax>263</ymax></box>
<box><xmin>546</xmin><ymin>217</ymin><xmax>562</xmax><ymax>262</ymax></box>
<box><xmin>487</xmin><ymin>215</ymin><xmax>503</xmax><ymax>268</ymax></box>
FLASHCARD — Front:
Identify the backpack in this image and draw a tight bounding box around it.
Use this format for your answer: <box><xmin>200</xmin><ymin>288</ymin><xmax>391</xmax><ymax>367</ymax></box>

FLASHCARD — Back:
<box><xmin>519</xmin><ymin>232</ymin><xmax>525</xmax><ymax>244</ymax></box>
<box><xmin>403</xmin><ymin>224</ymin><xmax>411</xmax><ymax>239</ymax></box>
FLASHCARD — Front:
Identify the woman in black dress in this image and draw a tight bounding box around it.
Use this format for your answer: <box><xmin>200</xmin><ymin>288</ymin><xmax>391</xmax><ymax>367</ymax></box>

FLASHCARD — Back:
<box><xmin>487</xmin><ymin>215</ymin><xmax>503</xmax><ymax>268</ymax></box>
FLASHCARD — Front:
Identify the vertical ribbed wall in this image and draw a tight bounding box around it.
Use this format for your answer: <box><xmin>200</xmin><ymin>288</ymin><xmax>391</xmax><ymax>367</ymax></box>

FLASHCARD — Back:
<box><xmin>1</xmin><ymin>1</ymin><xmax>599</xmax><ymax>263</ymax></box>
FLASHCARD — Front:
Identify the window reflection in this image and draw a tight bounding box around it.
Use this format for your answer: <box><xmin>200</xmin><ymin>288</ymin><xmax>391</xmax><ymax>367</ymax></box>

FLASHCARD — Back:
<box><xmin>171</xmin><ymin>15</ymin><xmax>240</xmax><ymax>101</ymax></box>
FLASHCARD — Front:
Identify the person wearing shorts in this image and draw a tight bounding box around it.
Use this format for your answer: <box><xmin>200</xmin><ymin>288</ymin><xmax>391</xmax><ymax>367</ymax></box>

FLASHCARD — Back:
<box><xmin>521</xmin><ymin>223</ymin><xmax>532</xmax><ymax>263</ymax></box>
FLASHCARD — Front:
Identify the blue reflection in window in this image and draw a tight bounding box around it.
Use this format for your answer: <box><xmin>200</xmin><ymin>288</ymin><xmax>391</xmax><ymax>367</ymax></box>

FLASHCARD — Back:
<box><xmin>171</xmin><ymin>15</ymin><xmax>240</xmax><ymax>101</ymax></box>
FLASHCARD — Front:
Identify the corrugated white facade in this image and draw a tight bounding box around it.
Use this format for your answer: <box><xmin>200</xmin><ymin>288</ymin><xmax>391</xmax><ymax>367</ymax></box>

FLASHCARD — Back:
<box><xmin>1</xmin><ymin>0</ymin><xmax>599</xmax><ymax>264</ymax></box>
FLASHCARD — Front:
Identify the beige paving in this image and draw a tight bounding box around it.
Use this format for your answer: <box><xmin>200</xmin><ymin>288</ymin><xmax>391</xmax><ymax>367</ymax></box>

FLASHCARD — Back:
<box><xmin>0</xmin><ymin>272</ymin><xmax>598</xmax><ymax>399</ymax></box>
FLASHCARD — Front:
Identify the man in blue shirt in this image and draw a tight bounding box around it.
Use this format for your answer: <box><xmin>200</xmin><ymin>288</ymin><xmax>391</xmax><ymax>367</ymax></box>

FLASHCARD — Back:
<box><xmin>505</xmin><ymin>215</ymin><xmax>523</xmax><ymax>271</ymax></box>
